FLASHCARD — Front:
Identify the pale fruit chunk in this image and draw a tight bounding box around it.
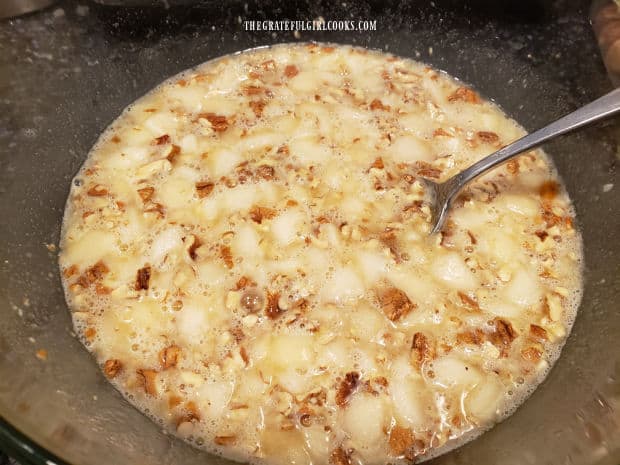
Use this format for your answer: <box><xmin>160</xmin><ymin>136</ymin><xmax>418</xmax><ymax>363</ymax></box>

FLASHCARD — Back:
<box><xmin>198</xmin><ymin>379</ymin><xmax>234</xmax><ymax>418</ymax></box>
<box><xmin>349</xmin><ymin>304</ymin><xmax>385</xmax><ymax>341</ymax></box>
<box><xmin>149</xmin><ymin>226</ymin><xmax>184</xmax><ymax>267</ymax></box>
<box><xmin>289</xmin><ymin>136</ymin><xmax>331</xmax><ymax>165</ymax></box>
<box><xmin>431</xmin><ymin>356</ymin><xmax>481</xmax><ymax>388</ymax></box>
<box><xmin>390</xmin><ymin>376</ymin><xmax>430</xmax><ymax>429</ymax></box>
<box><xmin>270</xmin><ymin>209</ymin><xmax>305</xmax><ymax>246</ymax></box>
<box><xmin>503</xmin><ymin>267</ymin><xmax>542</xmax><ymax>308</ymax></box>
<box><xmin>321</xmin><ymin>267</ymin><xmax>365</xmax><ymax>304</ymax></box>
<box><xmin>302</xmin><ymin>425</ymin><xmax>330</xmax><ymax>462</ymax></box>
<box><xmin>465</xmin><ymin>375</ymin><xmax>503</xmax><ymax>423</ymax></box>
<box><xmin>61</xmin><ymin>230</ymin><xmax>119</xmax><ymax>267</ymax></box>
<box><xmin>268</xmin><ymin>335</ymin><xmax>315</xmax><ymax>370</ymax></box>
<box><xmin>432</xmin><ymin>252</ymin><xmax>478</xmax><ymax>289</ymax></box>
<box><xmin>343</xmin><ymin>393</ymin><xmax>386</xmax><ymax>449</ymax></box>
<box><xmin>144</xmin><ymin>112</ymin><xmax>178</xmax><ymax>136</ymax></box>
<box><xmin>175</xmin><ymin>296</ymin><xmax>212</xmax><ymax>341</ymax></box>
<box><xmin>232</xmin><ymin>223</ymin><xmax>262</xmax><ymax>260</ymax></box>
<box><xmin>209</xmin><ymin>148</ymin><xmax>242</xmax><ymax>177</ymax></box>
<box><xmin>483</xmin><ymin>300</ymin><xmax>524</xmax><ymax>319</ymax></box>
<box><xmin>261</xmin><ymin>430</ymin><xmax>311</xmax><ymax>465</ymax></box>
<box><xmin>355</xmin><ymin>250</ymin><xmax>389</xmax><ymax>285</ymax></box>
<box><xmin>388</xmin><ymin>134</ymin><xmax>433</xmax><ymax>163</ymax></box>
<box><xmin>317</xmin><ymin>339</ymin><xmax>350</xmax><ymax>369</ymax></box>
<box><xmin>498</xmin><ymin>194</ymin><xmax>539</xmax><ymax>217</ymax></box>
<box><xmin>221</xmin><ymin>184</ymin><xmax>258</xmax><ymax>212</ymax></box>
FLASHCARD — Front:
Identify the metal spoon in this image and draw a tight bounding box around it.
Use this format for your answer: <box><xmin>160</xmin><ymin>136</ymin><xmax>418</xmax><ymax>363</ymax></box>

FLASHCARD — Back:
<box><xmin>428</xmin><ymin>87</ymin><xmax>620</xmax><ymax>234</ymax></box>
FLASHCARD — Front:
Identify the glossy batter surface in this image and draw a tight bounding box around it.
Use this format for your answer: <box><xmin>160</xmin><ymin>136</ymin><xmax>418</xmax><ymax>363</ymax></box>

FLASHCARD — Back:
<box><xmin>59</xmin><ymin>44</ymin><xmax>582</xmax><ymax>465</ymax></box>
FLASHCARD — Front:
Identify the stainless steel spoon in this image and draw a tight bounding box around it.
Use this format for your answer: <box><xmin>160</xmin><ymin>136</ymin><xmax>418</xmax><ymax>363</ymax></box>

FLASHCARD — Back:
<box><xmin>428</xmin><ymin>87</ymin><xmax>620</xmax><ymax>234</ymax></box>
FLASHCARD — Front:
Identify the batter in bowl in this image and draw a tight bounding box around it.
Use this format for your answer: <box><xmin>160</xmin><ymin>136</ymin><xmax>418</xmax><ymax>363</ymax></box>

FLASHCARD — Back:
<box><xmin>59</xmin><ymin>43</ymin><xmax>582</xmax><ymax>465</ymax></box>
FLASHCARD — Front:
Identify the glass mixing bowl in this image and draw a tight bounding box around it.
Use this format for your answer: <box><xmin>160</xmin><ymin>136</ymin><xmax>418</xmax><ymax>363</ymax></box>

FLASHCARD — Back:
<box><xmin>0</xmin><ymin>0</ymin><xmax>618</xmax><ymax>464</ymax></box>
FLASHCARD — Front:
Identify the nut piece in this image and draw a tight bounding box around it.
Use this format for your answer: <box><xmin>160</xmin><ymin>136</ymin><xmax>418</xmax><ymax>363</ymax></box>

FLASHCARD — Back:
<box><xmin>521</xmin><ymin>346</ymin><xmax>543</xmax><ymax>363</ymax></box>
<box><xmin>249</xmin><ymin>205</ymin><xmax>277</xmax><ymax>223</ymax></box>
<box><xmin>137</xmin><ymin>186</ymin><xmax>155</xmax><ymax>202</ymax></box>
<box><xmin>488</xmin><ymin>318</ymin><xmax>518</xmax><ymax>357</ymax></box>
<box><xmin>378</xmin><ymin>287</ymin><xmax>416</xmax><ymax>322</ymax></box>
<box><xmin>330</xmin><ymin>447</ymin><xmax>352</xmax><ymax>465</ymax></box>
<box><xmin>159</xmin><ymin>345</ymin><xmax>181</xmax><ymax>369</ymax></box>
<box><xmin>389</xmin><ymin>425</ymin><xmax>415</xmax><ymax>457</ymax></box>
<box><xmin>195</xmin><ymin>181</ymin><xmax>215</xmax><ymax>198</ymax></box>
<box><xmin>214</xmin><ymin>435</ymin><xmax>237</xmax><ymax>446</ymax></box>
<box><xmin>411</xmin><ymin>332</ymin><xmax>435</xmax><ymax>368</ymax></box>
<box><xmin>104</xmin><ymin>359</ymin><xmax>123</xmax><ymax>378</ymax></box>
<box><xmin>135</xmin><ymin>265</ymin><xmax>151</xmax><ymax>291</ymax></box>
<box><xmin>199</xmin><ymin>113</ymin><xmax>229</xmax><ymax>132</ymax></box>
<box><xmin>529</xmin><ymin>324</ymin><xmax>548</xmax><ymax>342</ymax></box>
<box><xmin>220</xmin><ymin>245</ymin><xmax>234</xmax><ymax>269</ymax></box>
<box><xmin>284</xmin><ymin>64</ymin><xmax>299</xmax><ymax>78</ymax></box>
<box><xmin>476</xmin><ymin>131</ymin><xmax>499</xmax><ymax>144</ymax></box>
<box><xmin>265</xmin><ymin>291</ymin><xmax>284</xmax><ymax>319</ymax></box>
<box><xmin>335</xmin><ymin>371</ymin><xmax>360</xmax><ymax>406</ymax></box>
<box><xmin>448</xmin><ymin>86</ymin><xmax>480</xmax><ymax>103</ymax></box>
<box><xmin>137</xmin><ymin>369</ymin><xmax>158</xmax><ymax>396</ymax></box>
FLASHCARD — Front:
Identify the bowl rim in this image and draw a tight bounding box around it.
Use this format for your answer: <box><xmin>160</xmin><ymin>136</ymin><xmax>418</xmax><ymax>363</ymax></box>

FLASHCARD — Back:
<box><xmin>0</xmin><ymin>416</ymin><xmax>71</xmax><ymax>465</ymax></box>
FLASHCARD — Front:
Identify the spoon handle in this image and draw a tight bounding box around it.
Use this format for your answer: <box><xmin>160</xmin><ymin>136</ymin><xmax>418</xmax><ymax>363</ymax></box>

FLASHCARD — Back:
<box><xmin>453</xmin><ymin>87</ymin><xmax>620</xmax><ymax>186</ymax></box>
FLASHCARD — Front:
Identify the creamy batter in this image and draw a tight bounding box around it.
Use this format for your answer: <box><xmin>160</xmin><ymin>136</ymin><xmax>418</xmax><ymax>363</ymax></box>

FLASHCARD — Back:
<box><xmin>59</xmin><ymin>43</ymin><xmax>582</xmax><ymax>465</ymax></box>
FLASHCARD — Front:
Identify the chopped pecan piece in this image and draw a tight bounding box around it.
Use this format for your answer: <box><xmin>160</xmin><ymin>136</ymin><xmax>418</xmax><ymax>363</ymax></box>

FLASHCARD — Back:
<box><xmin>76</xmin><ymin>260</ymin><xmax>109</xmax><ymax>288</ymax></box>
<box><xmin>265</xmin><ymin>291</ymin><xmax>284</xmax><ymax>319</ymax></box>
<box><xmin>242</xmin><ymin>85</ymin><xmax>267</xmax><ymax>96</ymax></box>
<box><xmin>195</xmin><ymin>181</ymin><xmax>215</xmax><ymax>198</ymax></box>
<box><xmin>249</xmin><ymin>100</ymin><xmax>266</xmax><ymax>117</ymax></box>
<box><xmin>220</xmin><ymin>245</ymin><xmax>234</xmax><ymax>269</ymax></box>
<box><xmin>414</xmin><ymin>161</ymin><xmax>442</xmax><ymax>179</ymax></box>
<box><xmin>284</xmin><ymin>64</ymin><xmax>299</xmax><ymax>78</ymax></box>
<box><xmin>187</xmin><ymin>235</ymin><xmax>202</xmax><ymax>260</ymax></box>
<box><xmin>389</xmin><ymin>425</ymin><xmax>415</xmax><ymax>457</ymax></box>
<box><xmin>249</xmin><ymin>205</ymin><xmax>277</xmax><ymax>223</ymax></box>
<box><xmin>87</xmin><ymin>184</ymin><xmax>108</xmax><ymax>196</ymax></box>
<box><xmin>370</xmin><ymin>157</ymin><xmax>384</xmax><ymax>170</ymax></box>
<box><xmin>448</xmin><ymin>86</ymin><xmax>480</xmax><ymax>103</ymax></box>
<box><xmin>135</xmin><ymin>265</ymin><xmax>151</xmax><ymax>291</ymax></box>
<box><xmin>330</xmin><ymin>447</ymin><xmax>352</xmax><ymax>465</ymax></box>
<box><xmin>103</xmin><ymin>359</ymin><xmax>122</xmax><ymax>378</ymax></box>
<box><xmin>411</xmin><ymin>332</ymin><xmax>435</xmax><ymax>367</ymax></box>
<box><xmin>159</xmin><ymin>345</ymin><xmax>181</xmax><ymax>369</ymax></box>
<box><xmin>260</xmin><ymin>59</ymin><xmax>276</xmax><ymax>71</ymax></box>
<box><xmin>507</xmin><ymin>159</ymin><xmax>519</xmax><ymax>174</ymax></box>
<box><xmin>200</xmin><ymin>113</ymin><xmax>229</xmax><ymax>132</ymax></box>
<box><xmin>457</xmin><ymin>291</ymin><xmax>480</xmax><ymax>310</ymax></box>
<box><xmin>476</xmin><ymin>131</ymin><xmax>499</xmax><ymax>144</ymax></box>
<box><xmin>521</xmin><ymin>346</ymin><xmax>543</xmax><ymax>363</ymax></box>
<box><xmin>234</xmin><ymin>276</ymin><xmax>257</xmax><ymax>290</ymax></box>
<box><xmin>166</xmin><ymin>144</ymin><xmax>181</xmax><ymax>162</ymax></box>
<box><xmin>378</xmin><ymin>287</ymin><xmax>416</xmax><ymax>322</ymax></box>
<box><xmin>529</xmin><ymin>324</ymin><xmax>548</xmax><ymax>342</ymax></box>
<box><xmin>257</xmin><ymin>164</ymin><xmax>276</xmax><ymax>180</ymax></box>
<box><xmin>214</xmin><ymin>435</ymin><xmax>237</xmax><ymax>446</ymax></box>
<box><xmin>489</xmin><ymin>318</ymin><xmax>518</xmax><ymax>357</ymax></box>
<box><xmin>335</xmin><ymin>371</ymin><xmax>360</xmax><ymax>406</ymax></box>
<box><xmin>369</xmin><ymin>99</ymin><xmax>390</xmax><ymax>111</ymax></box>
<box><xmin>277</xmin><ymin>144</ymin><xmax>290</xmax><ymax>156</ymax></box>
<box><xmin>539</xmin><ymin>180</ymin><xmax>559</xmax><ymax>201</ymax></box>
<box><xmin>137</xmin><ymin>186</ymin><xmax>155</xmax><ymax>202</ymax></box>
<box><xmin>154</xmin><ymin>134</ymin><xmax>170</xmax><ymax>145</ymax></box>
<box><xmin>456</xmin><ymin>329</ymin><xmax>486</xmax><ymax>345</ymax></box>
<box><xmin>433</xmin><ymin>127</ymin><xmax>451</xmax><ymax>137</ymax></box>
<box><xmin>137</xmin><ymin>369</ymin><xmax>158</xmax><ymax>396</ymax></box>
